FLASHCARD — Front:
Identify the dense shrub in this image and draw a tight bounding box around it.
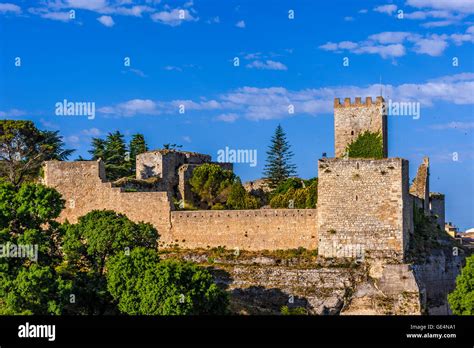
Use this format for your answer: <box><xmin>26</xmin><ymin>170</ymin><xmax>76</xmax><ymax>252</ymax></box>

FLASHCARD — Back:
<box><xmin>346</xmin><ymin>131</ymin><xmax>383</xmax><ymax>159</ymax></box>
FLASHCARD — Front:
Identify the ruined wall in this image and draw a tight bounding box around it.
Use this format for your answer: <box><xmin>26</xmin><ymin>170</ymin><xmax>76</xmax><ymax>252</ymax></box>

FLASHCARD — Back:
<box><xmin>44</xmin><ymin>161</ymin><xmax>318</xmax><ymax>251</ymax></box>
<box><xmin>410</xmin><ymin>157</ymin><xmax>430</xmax><ymax>214</ymax></box>
<box><xmin>43</xmin><ymin>161</ymin><xmax>172</xmax><ymax>240</ymax></box>
<box><xmin>430</xmin><ymin>193</ymin><xmax>445</xmax><ymax>229</ymax></box>
<box><xmin>317</xmin><ymin>158</ymin><xmax>410</xmax><ymax>260</ymax></box>
<box><xmin>169</xmin><ymin>209</ymin><xmax>318</xmax><ymax>251</ymax></box>
<box><xmin>334</xmin><ymin>97</ymin><xmax>387</xmax><ymax>158</ymax></box>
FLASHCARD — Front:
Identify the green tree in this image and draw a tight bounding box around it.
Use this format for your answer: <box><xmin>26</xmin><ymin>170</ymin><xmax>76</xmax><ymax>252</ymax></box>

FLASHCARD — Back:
<box><xmin>226</xmin><ymin>180</ymin><xmax>259</xmax><ymax>210</ymax></box>
<box><xmin>0</xmin><ymin>180</ymin><xmax>71</xmax><ymax>315</ymax></box>
<box><xmin>346</xmin><ymin>131</ymin><xmax>383</xmax><ymax>159</ymax></box>
<box><xmin>88</xmin><ymin>137</ymin><xmax>106</xmax><ymax>161</ymax></box>
<box><xmin>106</xmin><ymin>248</ymin><xmax>229</xmax><ymax>315</ymax></box>
<box><xmin>61</xmin><ymin>210</ymin><xmax>158</xmax><ymax>314</ymax></box>
<box><xmin>269</xmin><ymin>178</ymin><xmax>318</xmax><ymax>209</ymax></box>
<box><xmin>448</xmin><ymin>255</ymin><xmax>474</xmax><ymax>315</ymax></box>
<box><xmin>129</xmin><ymin>134</ymin><xmax>148</xmax><ymax>174</ymax></box>
<box><xmin>189</xmin><ymin>164</ymin><xmax>235</xmax><ymax>208</ymax></box>
<box><xmin>104</xmin><ymin>131</ymin><xmax>129</xmax><ymax>180</ymax></box>
<box><xmin>0</xmin><ymin>120</ymin><xmax>74</xmax><ymax>186</ymax></box>
<box><xmin>263</xmin><ymin>125</ymin><xmax>297</xmax><ymax>189</ymax></box>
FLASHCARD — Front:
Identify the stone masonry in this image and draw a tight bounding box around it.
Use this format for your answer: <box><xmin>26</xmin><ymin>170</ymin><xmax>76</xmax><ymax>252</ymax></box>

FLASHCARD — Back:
<box><xmin>334</xmin><ymin>96</ymin><xmax>388</xmax><ymax>158</ymax></box>
<box><xmin>43</xmin><ymin>96</ymin><xmax>446</xmax><ymax>260</ymax></box>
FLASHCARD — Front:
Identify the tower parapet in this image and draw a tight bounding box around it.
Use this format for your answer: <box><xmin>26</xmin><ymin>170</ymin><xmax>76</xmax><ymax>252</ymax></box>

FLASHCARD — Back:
<box><xmin>334</xmin><ymin>96</ymin><xmax>387</xmax><ymax>158</ymax></box>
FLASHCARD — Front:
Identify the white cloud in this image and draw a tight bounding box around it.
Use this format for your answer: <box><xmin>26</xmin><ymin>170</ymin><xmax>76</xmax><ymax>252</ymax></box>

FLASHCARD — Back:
<box><xmin>97</xmin><ymin>15</ymin><xmax>115</xmax><ymax>27</ymax></box>
<box><xmin>40</xmin><ymin>11</ymin><xmax>72</xmax><ymax>22</ymax></box>
<box><xmin>66</xmin><ymin>0</ymin><xmax>108</xmax><ymax>11</ymax></box>
<box><xmin>374</xmin><ymin>4</ymin><xmax>397</xmax><ymax>15</ymax></box>
<box><xmin>344</xmin><ymin>16</ymin><xmax>354</xmax><ymax>21</ymax></box>
<box><xmin>0</xmin><ymin>3</ymin><xmax>21</xmax><ymax>14</ymax></box>
<box><xmin>368</xmin><ymin>32</ymin><xmax>412</xmax><ymax>44</ymax></box>
<box><xmin>97</xmin><ymin>73</ymin><xmax>474</xmax><ymax>120</ymax></box>
<box><xmin>216</xmin><ymin>113</ymin><xmax>239</xmax><ymax>122</ymax></box>
<box><xmin>320</xmin><ymin>27</ymin><xmax>474</xmax><ymax>58</ymax></box>
<box><xmin>182</xmin><ymin>135</ymin><xmax>192</xmax><ymax>143</ymax></box>
<box><xmin>406</xmin><ymin>0</ymin><xmax>474</xmax><ymax>15</ymax></box>
<box><xmin>129</xmin><ymin>68</ymin><xmax>147</xmax><ymax>77</ymax></box>
<box><xmin>358</xmin><ymin>9</ymin><xmax>368</xmax><ymax>14</ymax></box>
<box><xmin>151</xmin><ymin>8</ymin><xmax>197</xmax><ymax>26</ymax></box>
<box><xmin>236</xmin><ymin>20</ymin><xmax>245</xmax><ymax>28</ymax></box>
<box><xmin>99</xmin><ymin>99</ymin><xmax>159</xmax><ymax>116</ymax></box>
<box><xmin>66</xmin><ymin>135</ymin><xmax>80</xmax><ymax>144</ymax></box>
<box><xmin>164</xmin><ymin>65</ymin><xmax>182</xmax><ymax>71</ymax></box>
<box><xmin>412</xmin><ymin>35</ymin><xmax>448</xmax><ymax>56</ymax></box>
<box><xmin>0</xmin><ymin>108</ymin><xmax>26</xmax><ymax>117</ymax></box>
<box><xmin>82</xmin><ymin>128</ymin><xmax>102</xmax><ymax>136</ymax></box>
<box><xmin>246</xmin><ymin>60</ymin><xmax>288</xmax><ymax>71</ymax></box>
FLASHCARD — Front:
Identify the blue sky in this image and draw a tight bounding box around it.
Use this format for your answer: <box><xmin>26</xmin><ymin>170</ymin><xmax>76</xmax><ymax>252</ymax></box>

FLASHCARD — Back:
<box><xmin>0</xmin><ymin>0</ymin><xmax>473</xmax><ymax>229</ymax></box>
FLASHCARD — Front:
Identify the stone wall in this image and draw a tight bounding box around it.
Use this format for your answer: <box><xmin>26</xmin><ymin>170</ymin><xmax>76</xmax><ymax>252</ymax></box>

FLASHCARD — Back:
<box><xmin>43</xmin><ymin>160</ymin><xmax>318</xmax><ymax>251</ymax></box>
<box><xmin>334</xmin><ymin>97</ymin><xmax>387</xmax><ymax>158</ymax></box>
<box><xmin>430</xmin><ymin>193</ymin><xmax>445</xmax><ymax>229</ymax></box>
<box><xmin>317</xmin><ymin>158</ymin><xmax>410</xmax><ymax>260</ymax></box>
<box><xmin>169</xmin><ymin>209</ymin><xmax>318</xmax><ymax>251</ymax></box>
<box><xmin>410</xmin><ymin>157</ymin><xmax>430</xmax><ymax>214</ymax></box>
<box><xmin>43</xmin><ymin>161</ymin><xmax>172</xmax><ymax>240</ymax></box>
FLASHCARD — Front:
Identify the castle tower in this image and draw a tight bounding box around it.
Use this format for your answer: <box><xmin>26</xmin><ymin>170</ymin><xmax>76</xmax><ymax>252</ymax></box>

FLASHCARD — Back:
<box><xmin>334</xmin><ymin>96</ymin><xmax>387</xmax><ymax>158</ymax></box>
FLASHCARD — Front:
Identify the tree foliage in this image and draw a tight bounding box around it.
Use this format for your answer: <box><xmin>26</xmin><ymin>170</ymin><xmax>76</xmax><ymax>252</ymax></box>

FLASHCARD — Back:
<box><xmin>189</xmin><ymin>164</ymin><xmax>236</xmax><ymax>208</ymax></box>
<box><xmin>107</xmin><ymin>248</ymin><xmax>229</xmax><ymax>315</ymax></box>
<box><xmin>0</xmin><ymin>180</ymin><xmax>70</xmax><ymax>315</ymax></box>
<box><xmin>263</xmin><ymin>125</ymin><xmax>297</xmax><ymax>189</ymax></box>
<box><xmin>129</xmin><ymin>134</ymin><xmax>148</xmax><ymax>175</ymax></box>
<box><xmin>448</xmin><ymin>255</ymin><xmax>474</xmax><ymax>315</ymax></box>
<box><xmin>0</xmin><ymin>120</ymin><xmax>74</xmax><ymax>186</ymax></box>
<box><xmin>270</xmin><ymin>178</ymin><xmax>317</xmax><ymax>209</ymax></box>
<box><xmin>226</xmin><ymin>180</ymin><xmax>259</xmax><ymax>210</ymax></box>
<box><xmin>346</xmin><ymin>131</ymin><xmax>384</xmax><ymax>159</ymax></box>
<box><xmin>89</xmin><ymin>131</ymin><xmax>148</xmax><ymax>180</ymax></box>
<box><xmin>60</xmin><ymin>210</ymin><xmax>158</xmax><ymax>314</ymax></box>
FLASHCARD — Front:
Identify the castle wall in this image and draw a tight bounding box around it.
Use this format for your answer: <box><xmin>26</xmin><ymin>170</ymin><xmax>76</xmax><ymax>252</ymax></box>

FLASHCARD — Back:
<box><xmin>44</xmin><ymin>161</ymin><xmax>318</xmax><ymax>251</ymax></box>
<box><xmin>430</xmin><ymin>193</ymin><xmax>445</xmax><ymax>229</ymax></box>
<box><xmin>317</xmin><ymin>158</ymin><xmax>410</xmax><ymax>260</ymax></box>
<box><xmin>43</xmin><ymin>161</ymin><xmax>172</xmax><ymax>237</ymax></box>
<box><xmin>169</xmin><ymin>209</ymin><xmax>318</xmax><ymax>251</ymax></box>
<box><xmin>334</xmin><ymin>97</ymin><xmax>387</xmax><ymax>158</ymax></box>
<box><xmin>410</xmin><ymin>157</ymin><xmax>430</xmax><ymax>215</ymax></box>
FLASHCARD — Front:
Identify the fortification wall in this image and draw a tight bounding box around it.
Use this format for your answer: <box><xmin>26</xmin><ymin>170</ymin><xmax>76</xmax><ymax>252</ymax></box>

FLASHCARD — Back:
<box><xmin>334</xmin><ymin>97</ymin><xmax>387</xmax><ymax>158</ymax></box>
<box><xmin>410</xmin><ymin>157</ymin><xmax>430</xmax><ymax>214</ymax></box>
<box><xmin>317</xmin><ymin>158</ymin><xmax>410</xmax><ymax>260</ymax></box>
<box><xmin>43</xmin><ymin>161</ymin><xmax>172</xmax><ymax>239</ymax></box>
<box><xmin>430</xmin><ymin>193</ymin><xmax>445</xmax><ymax>229</ymax></box>
<box><xmin>169</xmin><ymin>209</ymin><xmax>318</xmax><ymax>251</ymax></box>
<box><xmin>43</xmin><ymin>161</ymin><xmax>318</xmax><ymax>251</ymax></box>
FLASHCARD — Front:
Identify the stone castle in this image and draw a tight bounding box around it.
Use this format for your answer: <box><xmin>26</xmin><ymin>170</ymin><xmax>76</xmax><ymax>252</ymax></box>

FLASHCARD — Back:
<box><xmin>43</xmin><ymin>96</ymin><xmax>446</xmax><ymax>261</ymax></box>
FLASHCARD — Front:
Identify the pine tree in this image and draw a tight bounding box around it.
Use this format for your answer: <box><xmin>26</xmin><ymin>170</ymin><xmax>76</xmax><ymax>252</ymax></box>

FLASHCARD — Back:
<box><xmin>263</xmin><ymin>125</ymin><xmax>297</xmax><ymax>189</ymax></box>
<box><xmin>88</xmin><ymin>137</ymin><xmax>106</xmax><ymax>160</ymax></box>
<box><xmin>104</xmin><ymin>131</ymin><xmax>129</xmax><ymax>180</ymax></box>
<box><xmin>129</xmin><ymin>134</ymin><xmax>148</xmax><ymax>174</ymax></box>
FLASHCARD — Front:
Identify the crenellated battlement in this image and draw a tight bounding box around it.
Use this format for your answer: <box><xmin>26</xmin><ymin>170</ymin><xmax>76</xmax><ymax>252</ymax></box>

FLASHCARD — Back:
<box><xmin>334</xmin><ymin>96</ymin><xmax>384</xmax><ymax>108</ymax></box>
